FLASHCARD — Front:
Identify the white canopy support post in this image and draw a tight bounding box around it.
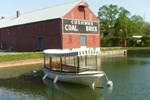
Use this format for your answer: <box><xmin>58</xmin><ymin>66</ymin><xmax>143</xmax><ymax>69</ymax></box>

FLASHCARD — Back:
<box><xmin>42</xmin><ymin>74</ymin><xmax>47</xmax><ymax>80</ymax></box>
<box><xmin>95</xmin><ymin>55</ymin><xmax>98</xmax><ymax>70</ymax></box>
<box><xmin>50</xmin><ymin>57</ymin><xmax>52</xmax><ymax>70</ymax></box>
<box><xmin>60</xmin><ymin>57</ymin><xmax>62</xmax><ymax>71</ymax></box>
<box><xmin>53</xmin><ymin>75</ymin><xmax>59</xmax><ymax>83</ymax></box>
<box><xmin>77</xmin><ymin>56</ymin><xmax>80</xmax><ymax>73</ymax></box>
<box><xmin>64</xmin><ymin>57</ymin><xmax>66</xmax><ymax>64</ymax></box>
<box><xmin>74</xmin><ymin>56</ymin><xmax>76</xmax><ymax>66</ymax></box>
<box><xmin>85</xmin><ymin>55</ymin><xmax>87</xmax><ymax>67</ymax></box>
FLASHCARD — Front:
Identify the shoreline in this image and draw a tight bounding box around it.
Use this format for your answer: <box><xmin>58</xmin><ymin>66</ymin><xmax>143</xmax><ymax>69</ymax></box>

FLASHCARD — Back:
<box><xmin>0</xmin><ymin>50</ymin><xmax>127</xmax><ymax>68</ymax></box>
<box><xmin>0</xmin><ymin>59</ymin><xmax>43</xmax><ymax>68</ymax></box>
<box><xmin>4</xmin><ymin>49</ymin><xmax>150</xmax><ymax>68</ymax></box>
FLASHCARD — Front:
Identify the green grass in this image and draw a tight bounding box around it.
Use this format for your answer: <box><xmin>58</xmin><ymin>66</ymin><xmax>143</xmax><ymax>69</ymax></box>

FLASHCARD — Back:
<box><xmin>101</xmin><ymin>47</ymin><xmax>150</xmax><ymax>51</ymax></box>
<box><xmin>0</xmin><ymin>52</ymin><xmax>43</xmax><ymax>62</ymax></box>
<box><xmin>0</xmin><ymin>64</ymin><xmax>41</xmax><ymax>79</ymax></box>
<box><xmin>1</xmin><ymin>47</ymin><xmax>150</xmax><ymax>62</ymax></box>
<box><xmin>124</xmin><ymin>47</ymin><xmax>150</xmax><ymax>50</ymax></box>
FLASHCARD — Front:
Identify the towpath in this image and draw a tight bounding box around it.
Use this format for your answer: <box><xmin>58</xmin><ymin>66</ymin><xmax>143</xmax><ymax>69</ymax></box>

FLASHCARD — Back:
<box><xmin>0</xmin><ymin>59</ymin><xmax>43</xmax><ymax>68</ymax></box>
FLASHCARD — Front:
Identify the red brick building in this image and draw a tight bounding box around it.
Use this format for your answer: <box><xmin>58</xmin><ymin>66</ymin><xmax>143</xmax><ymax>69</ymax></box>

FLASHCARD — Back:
<box><xmin>0</xmin><ymin>1</ymin><xmax>100</xmax><ymax>52</ymax></box>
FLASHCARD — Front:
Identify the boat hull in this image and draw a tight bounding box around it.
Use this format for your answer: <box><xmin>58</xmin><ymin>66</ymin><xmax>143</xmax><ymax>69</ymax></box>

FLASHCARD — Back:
<box><xmin>42</xmin><ymin>65</ymin><xmax>104</xmax><ymax>87</ymax></box>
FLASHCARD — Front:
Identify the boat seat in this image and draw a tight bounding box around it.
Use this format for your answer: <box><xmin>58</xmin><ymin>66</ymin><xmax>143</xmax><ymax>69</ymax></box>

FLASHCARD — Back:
<box><xmin>62</xmin><ymin>64</ymin><xmax>77</xmax><ymax>73</ymax></box>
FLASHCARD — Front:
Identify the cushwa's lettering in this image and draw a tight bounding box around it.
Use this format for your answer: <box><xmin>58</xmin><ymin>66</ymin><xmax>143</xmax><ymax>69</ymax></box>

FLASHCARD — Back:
<box><xmin>63</xmin><ymin>19</ymin><xmax>98</xmax><ymax>33</ymax></box>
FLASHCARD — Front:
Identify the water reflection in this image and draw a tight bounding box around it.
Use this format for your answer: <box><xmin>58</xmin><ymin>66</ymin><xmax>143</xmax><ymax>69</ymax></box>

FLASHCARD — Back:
<box><xmin>2</xmin><ymin>55</ymin><xmax>150</xmax><ymax>100</ymax></box>
<box><xmin>0</xmin><ymin>65</ymin><xmax>105</xmax><ymax>100</ymax></box>
<box><xmin>43</xmin><ymin>78</ymin><xmax>104</xmax><ymax>100</ymax></box>
<box><xmin>0</xmin><ymin>77</ymin><xmax>46</xmax><ymax>100</ymax></box>
<box><xmin>101</xmin><ymin>55</ymin><xmax>150</xmax><ymax>100</ymax></box>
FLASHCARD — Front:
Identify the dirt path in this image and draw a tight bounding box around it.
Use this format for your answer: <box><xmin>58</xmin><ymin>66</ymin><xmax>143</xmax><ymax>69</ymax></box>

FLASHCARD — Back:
<box><xmin>0</xmin><ymin>59</ymin><xmax>43</xmax><ymax>68</ymax></box>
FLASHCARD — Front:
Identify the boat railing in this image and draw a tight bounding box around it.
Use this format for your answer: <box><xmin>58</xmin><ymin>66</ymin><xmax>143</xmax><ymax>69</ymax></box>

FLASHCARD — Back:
<box><xmin>43</xmin><ymin>63</ymin><xmax>98</xmax><ymax>74</ymax></box>
<box><xmin>42</xmin><ymin>49</ymin><xmax>101</xmax><ymax>74</ymax></box>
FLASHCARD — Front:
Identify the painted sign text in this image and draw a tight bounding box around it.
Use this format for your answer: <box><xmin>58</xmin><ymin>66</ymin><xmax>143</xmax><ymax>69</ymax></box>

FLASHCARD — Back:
<box><xmin>63</xmin><ymin>19</ymin><xmax>99</xmax><ymax>33</ymax></box>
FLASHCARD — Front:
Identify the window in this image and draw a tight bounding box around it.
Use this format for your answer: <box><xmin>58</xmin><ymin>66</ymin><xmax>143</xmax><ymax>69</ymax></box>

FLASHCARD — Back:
<box><xmin>80</xmin><ymin>35</ymin><xmax>86</xmax><ymax>47</ymax></box>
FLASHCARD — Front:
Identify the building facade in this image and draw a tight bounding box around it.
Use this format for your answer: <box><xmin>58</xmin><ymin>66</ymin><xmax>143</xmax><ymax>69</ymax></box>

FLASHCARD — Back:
<box><xmin>0</xmin><ymin>1</ymin><xmax>100</xmax><ymax>52</ymax></box>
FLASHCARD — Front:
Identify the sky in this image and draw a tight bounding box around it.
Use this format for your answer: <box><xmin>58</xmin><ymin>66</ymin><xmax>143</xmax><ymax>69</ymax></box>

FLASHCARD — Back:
<box><xmin>0</xmin><ymin>0</ymin><xmax>150</xmax><ymax>22</ymax></box>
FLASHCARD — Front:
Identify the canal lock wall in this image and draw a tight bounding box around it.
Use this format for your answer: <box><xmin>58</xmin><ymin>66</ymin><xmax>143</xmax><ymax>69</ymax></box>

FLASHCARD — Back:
<box><xmin>127</xmin><ymin>49</ymin><xmax>150</xmax><ymax>55</ymax></box>
<box><xmin>100</xmin><ymin>50</ymin><xmax>127</xmax><ymax>56</ymax></box>
<box><xmin>100</xmin><ymin>49</ymin><xmax>150</xmax><ymax>56</ymax></box>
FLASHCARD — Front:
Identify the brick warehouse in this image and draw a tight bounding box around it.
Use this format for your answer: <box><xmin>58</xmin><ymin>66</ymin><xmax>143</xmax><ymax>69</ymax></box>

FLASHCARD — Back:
<box><xmin>0</xmin><ymin>1</ymin><xmax>100</xmax><ymax>52</ymax></box>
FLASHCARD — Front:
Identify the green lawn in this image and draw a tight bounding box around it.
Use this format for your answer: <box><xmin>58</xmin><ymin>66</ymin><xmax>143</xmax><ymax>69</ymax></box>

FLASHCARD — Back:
<box><xmin>0</xmin><ymin>47</ymin><xmax>150</xmax><ymax>62</ymax></box>
<box><xmin>101</xmin><ymin>47</ymin><xmax>150</xmax><ymax>51</ymax></box>
<box><xmin>0</xmin><ymin>52</ymin><xmax>43</xmax><ymax>62</ymax></box>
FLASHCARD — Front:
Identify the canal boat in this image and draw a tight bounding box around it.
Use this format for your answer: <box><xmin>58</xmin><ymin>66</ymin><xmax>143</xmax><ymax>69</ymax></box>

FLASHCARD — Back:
<box><xmin>42</xmin><ymin>49</ymin><xmax>113</xmax><ymax>87</ymax></box>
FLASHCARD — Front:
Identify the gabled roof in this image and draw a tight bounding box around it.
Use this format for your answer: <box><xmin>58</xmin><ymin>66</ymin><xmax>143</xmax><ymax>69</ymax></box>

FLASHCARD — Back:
<box><xmin>0</xmin><ymin>1</ymin><xmax>82</xmax><ymax>28</ymax></box>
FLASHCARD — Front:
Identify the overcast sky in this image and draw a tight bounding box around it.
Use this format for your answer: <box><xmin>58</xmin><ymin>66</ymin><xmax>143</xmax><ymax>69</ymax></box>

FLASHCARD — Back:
<box><xmin>0</xmin><ymin>0</ymin><xmax>149</xmax><ymax>22</ymax></box>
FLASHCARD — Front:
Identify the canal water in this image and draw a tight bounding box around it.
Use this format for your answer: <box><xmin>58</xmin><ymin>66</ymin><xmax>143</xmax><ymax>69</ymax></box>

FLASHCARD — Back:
<box><xmin>0</xmin><ymin>54</ymin><xmax>150</xmax><ymax>100</ymax></box>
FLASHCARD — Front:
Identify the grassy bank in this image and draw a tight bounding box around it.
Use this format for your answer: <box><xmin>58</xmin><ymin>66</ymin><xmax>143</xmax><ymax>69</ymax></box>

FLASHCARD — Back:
<box><xmin>0</xmin><ymin>52</ymin><xmax>43</xmax><ymax>62</ymax></box>
<box><xmin>101</xmin><ymin>47</ymin><xmax>150</xmax><ymax>51</ymax></box>
<box><xmin>0</xmin><ymin>47</ymin><xmax>150</xmax><ymax>63</ymax></box>
<box><xmin>0</xmin><ymin>64</ymin><xmax>42</xmax><ymax>79</ymax></box>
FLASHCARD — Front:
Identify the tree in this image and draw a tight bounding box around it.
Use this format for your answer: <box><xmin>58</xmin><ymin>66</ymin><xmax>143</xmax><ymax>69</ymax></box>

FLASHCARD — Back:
<box><xmin>98</xmin><ymin>4</ymin><xmax>119</xmax><ymax>30</ymax></box>
<box><xmin>143</xmin><ymin>22</ymin><xmax>150</xmax><ymax>35</ymax></box>
<box><xmin>114</xmin><ymin>7</ymin><xmax>130</xmax><ymax>38</ymax></box>
<box><xmin>130</xmin><ymin>15</ymin><xmax>144</xmax><ymax>35</ymax></box>
<box><xmin>98</xmin><ymin>4</ymin><xmax>147</xmax><ymax>47</ymax></box>
<box><xmin>98</xmin><ymin>5</ymin><xmax>131</xmax><ymax>38</ymax></box>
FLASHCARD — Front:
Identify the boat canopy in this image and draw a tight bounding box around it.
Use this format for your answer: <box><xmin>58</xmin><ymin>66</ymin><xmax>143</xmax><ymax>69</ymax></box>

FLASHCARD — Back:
<box><xmin>43</xmin><ymin>49</ymin><xmax>78</xmax><ymax>57</ymax></box>
<box><xmin>43</xmin><ymin>49</ymin><xmax>100</xmax><ymax>57</ymax></box>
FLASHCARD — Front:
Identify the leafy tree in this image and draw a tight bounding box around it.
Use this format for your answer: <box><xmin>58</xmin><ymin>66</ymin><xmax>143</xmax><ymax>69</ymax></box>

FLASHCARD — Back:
<box><xmin>143</xmin><ymin>22</ymin><xmax>150</xmax><ymax>35</ymax></box>
<box><xmin>98</xmin><ymin>5</ymin><xmax>131</xmax><ymax>38</ymax></box>
<box><xmin>98</xmin><ymin>4</ymin><xmax>145</xmax><ymax>37</ymax></box>
<box><xmin>130</xmin><ymin>15</ymin><xmax>144</xmax><ymax>35</ymax></box>
<box><xmin>98</xmin><ymin>4</ymin><xmax>148</xmax><ymax>47</ymax></box>
<box><xmin>98</xmin><ymin>4</ymin><xmax>119</xmax><ymax>30</ymax></box>
<box><xmin>114</xmin><ymin>7</ymin><xmax>130</xmax><ymax>38</ymax></box>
